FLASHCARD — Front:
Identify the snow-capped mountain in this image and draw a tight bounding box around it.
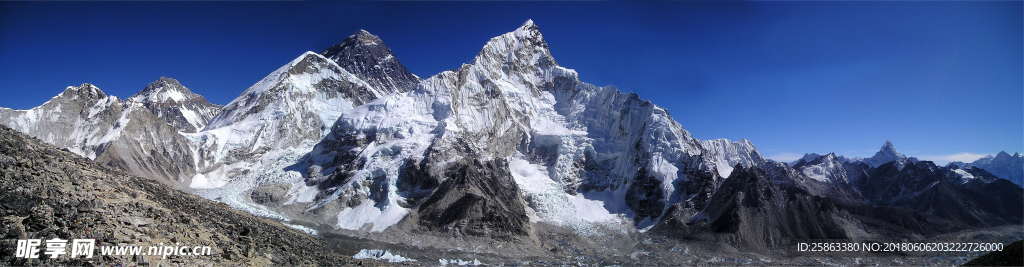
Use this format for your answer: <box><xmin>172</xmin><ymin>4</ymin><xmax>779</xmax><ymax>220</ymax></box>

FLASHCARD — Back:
<box><xmin>699</xmin><ymin>138</ymin><xmax>764</xmax><ymax>178</ymax></box>
<box><xmin>180</xmin><ymin>30</ymin><xmax>415</xmax><ymax>221</ymax></box>
<box><xmin>792</xmin><ymin>153</ymin><xmax>849</xmax><ymax>183</ymax></box>
<box><xmin>282</xmin><ymin>20</ymin><xmax>752</xmax><ymax>236</ymax></box>
<box><xmin>951</xmin><ymin>151</ymin><xmax>1024</xmax><ymax>185</ymax></box>
<box><xmin>0</xmin><ymin>82</ymin><xmax>200</xmax><ymax>185</ymax></box>
<box><xmin>129</xmin><ymin>77</ymin><xmax>221</xmax><ymax>133</ymax></box>
<box><xmin>0</xmin><ymin>84</ymin><xmax>124</xmax><ymax>159</ymax></box>
<box><xmin>188</xmin><ymin>50</ymin><xmax>382</xmax><ymax>190</ymax></box>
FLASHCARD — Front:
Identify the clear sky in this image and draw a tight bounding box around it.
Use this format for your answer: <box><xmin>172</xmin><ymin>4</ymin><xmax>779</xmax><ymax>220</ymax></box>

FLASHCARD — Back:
<box><xmin>1</xmin><ymin>1</ymin><xmax>1020</xmax><ymax>163</ymax></box>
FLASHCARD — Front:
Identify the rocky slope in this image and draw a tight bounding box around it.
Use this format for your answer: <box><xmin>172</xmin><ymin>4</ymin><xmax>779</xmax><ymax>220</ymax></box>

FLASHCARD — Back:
<box><xmin>0</xmin><ymin>125</ymin><xmax>363</xmax><ymax>266</ymax></box>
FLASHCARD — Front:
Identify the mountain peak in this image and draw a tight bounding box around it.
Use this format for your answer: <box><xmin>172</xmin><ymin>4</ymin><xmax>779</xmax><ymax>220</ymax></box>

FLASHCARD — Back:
<box><xmin>506</xmin><ymin>19</ymin><xmax>545</xmax><ymax>44</ymax></box>
<box><xmin>321</xmin><ymin>29</ymin><xmax>418</xmax><ymax>94</ymax></box>
<box><xmin>865</xmin><ymin>140</ymin><xmax>907</xmax><ymax>167</ymax></box>
<box><xmin>473</xmin><ymin>19</ymin><xmax>553</xmax><ymax>72</ymax></box>
<box><xmin>131</xmin><ymin>76</ymin><xmax>198</xmax><ymax>103</ymax></box>
<box><xmin>518</xmin><ymin>19</ymin><xmax>538</xmax><ymax>32</ymax></box>
<box><xmin>58</xmin><ymin>83</ymin><xmax>108</xmax><ymax>100</ymax></box>
<box><xmin>881</xmin><ymin>140</ymin><xmax>896</xmax><ymax>152</ymax></box>
<box><xmin>350</xmin><ymin>29</ymin><xmax>383</xmax><ymax>46</ymax></box>
<box><xmin>996</xmin><ymin>151</ymin><xmax>1012</xmax><ymax>158</ymax></box>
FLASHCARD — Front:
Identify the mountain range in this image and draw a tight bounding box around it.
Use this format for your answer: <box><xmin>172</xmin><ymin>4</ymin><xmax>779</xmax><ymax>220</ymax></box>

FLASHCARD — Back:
<box><xmin>1</xmin><ymin>20</ymin><xmax>1020</xmax><ymax>254</ymax></box>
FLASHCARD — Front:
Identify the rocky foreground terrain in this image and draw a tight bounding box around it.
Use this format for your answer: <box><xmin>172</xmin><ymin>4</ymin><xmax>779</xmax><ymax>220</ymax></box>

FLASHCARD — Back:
<box><xmin>0</xmin><ymin>125</ymin><xmax>372</xmax><ymax>266</ymax></box>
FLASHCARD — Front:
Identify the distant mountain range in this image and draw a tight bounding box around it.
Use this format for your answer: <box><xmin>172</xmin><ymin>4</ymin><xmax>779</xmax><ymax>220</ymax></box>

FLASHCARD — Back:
<box><xmin>0</xmin><ymin>20</ymin><xmax>1019</xmax><ymax>252</ymax></box>
<box><xmin>950</xmin><ymin>151</ymin><xmax>1024</xmax><ymax>186</ymax></box>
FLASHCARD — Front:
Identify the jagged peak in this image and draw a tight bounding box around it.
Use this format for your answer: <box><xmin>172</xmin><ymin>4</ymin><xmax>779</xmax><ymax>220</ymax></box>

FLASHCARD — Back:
<box><xmin>864</xmin><ymin>140</ymin><xmax>908</xmax><ymax>167</ymax></box>
<box><xmin>58</xmin><ymin>83</ymin><xmax>108</xmax><ymax>100</ymax></box>
<box><xmin>880</xmin><ymin>140</ymin><xmax>897</xmax><ymax>153</ymax></box>
<box><xmin>516</xmin><ymin>19</ymin><xmax>540</xmax><ymax>35</ymax></box>
<box><xmin>476</xmin><ymin>19</ymin><xmax>551</xmax><ymax>63</ymax></box>
<box><xmin>521</xmin><ymin>19</ymin><xmax>535</xmax><ymax>28</ymax></box>
<box><xmin>321</xmin><ymin>29</ymin><xmax>386</xmax><ymax>57</ymax></box>
<box><xmin>153</xmin><ymin>76</ymin><xmax>183</xmax><ymax>86</ymax></box>
<box><xmin>873</xmin><ymin>140</ymin><xmax>904</xmax><ymax>158</ymax></box>
<box><xmin>996</xmin><ymin>150</ymin><xmax>1012</xmax><ymax>158</ymax></box>
<box><xmin>351</xmin><ymin>29</ymin><xmax>382</xmax><ymax>45</ymax></box>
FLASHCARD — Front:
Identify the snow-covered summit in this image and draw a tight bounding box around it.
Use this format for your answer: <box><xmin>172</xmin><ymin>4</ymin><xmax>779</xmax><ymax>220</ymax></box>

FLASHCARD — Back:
<box><xmin>130</xmin><ymin>77</ymin><xmax>192</xmax><ymax>103</ymax></box>
<box><xmin>699</xmin><ymin>138</ymin><xmax>764</xmax><ymax>178</ymax></box>
<box><xmin>0</xmin><ymin>83</ymin><xmax>123</xmax><ymax>159</ymax></box>
<box><xmin>792</xmin><ymin>153</ymin><xmax>850</xmax><ymax>183</ymax></box>
<box><xmin>129</xmin><ymin>77</ymin><xmax>221</xmax><ymax>133</ymax></box>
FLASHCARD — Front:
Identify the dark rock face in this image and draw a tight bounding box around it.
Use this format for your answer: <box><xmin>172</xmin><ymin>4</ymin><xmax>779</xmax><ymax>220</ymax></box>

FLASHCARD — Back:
<box><xmin>0</xmin><ymin>125</ymin><xmax>360</xmax><ymax>266</ymax></box>
<box><xmin>416</xmin><ymin>159</ymin><xmax>531</xmax><ymax>240</ymax></box>
<box><xmin>669</xmin><ymin>165</ymin><xmax>850</xmax><ymax>249</ymax></box>
<box><xmin>625</xmin><ymin>167</ymin><xmax>667</xmax><ymax>222</ymax></box>
<box><xmin>321</xmin><ymin>30</ymin><xmax>420</xmax><ymax>94</ymax></box>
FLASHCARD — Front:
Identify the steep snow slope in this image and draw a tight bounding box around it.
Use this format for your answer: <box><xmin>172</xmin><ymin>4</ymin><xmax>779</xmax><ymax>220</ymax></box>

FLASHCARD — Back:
<box><xmin>187</xmin><ymin>51</ymin><xmax>379</xmax><ymax>191</ymax></box>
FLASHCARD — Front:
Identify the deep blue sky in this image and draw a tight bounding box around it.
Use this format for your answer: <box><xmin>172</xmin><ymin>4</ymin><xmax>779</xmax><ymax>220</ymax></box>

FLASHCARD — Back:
<box><xmin>1</xmin><ymin>2</ymin><xmax>1020</xmax><ymax>162</ymax></box>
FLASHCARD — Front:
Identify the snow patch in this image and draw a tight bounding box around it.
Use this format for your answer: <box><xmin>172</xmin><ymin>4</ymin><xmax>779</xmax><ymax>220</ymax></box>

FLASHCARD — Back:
<box><xmin>352</xmin><ymin>249</ymin><xmax>416</xmax><ymax>263</ymax></box>
<box><xmin>335</xmin><ymin>200</ymin><xmax>409</xmax><ymax>232</ymax></box>
<box><xmin>953</xmin><ymin>169</ymin><xmax>976</xmax><ymax>183</ymax></box>
<box><xmin>283</xmin><ymin>223</ymin><xmax>318</xmax><ymax>236</ymax></box>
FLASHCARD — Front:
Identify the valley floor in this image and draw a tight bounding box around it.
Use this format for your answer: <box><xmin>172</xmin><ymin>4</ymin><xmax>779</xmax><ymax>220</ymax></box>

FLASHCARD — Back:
<box><xmin>300</xmin><ymin>220</ymin><xmax>1024</xmax><ymax>266</ymax></box>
